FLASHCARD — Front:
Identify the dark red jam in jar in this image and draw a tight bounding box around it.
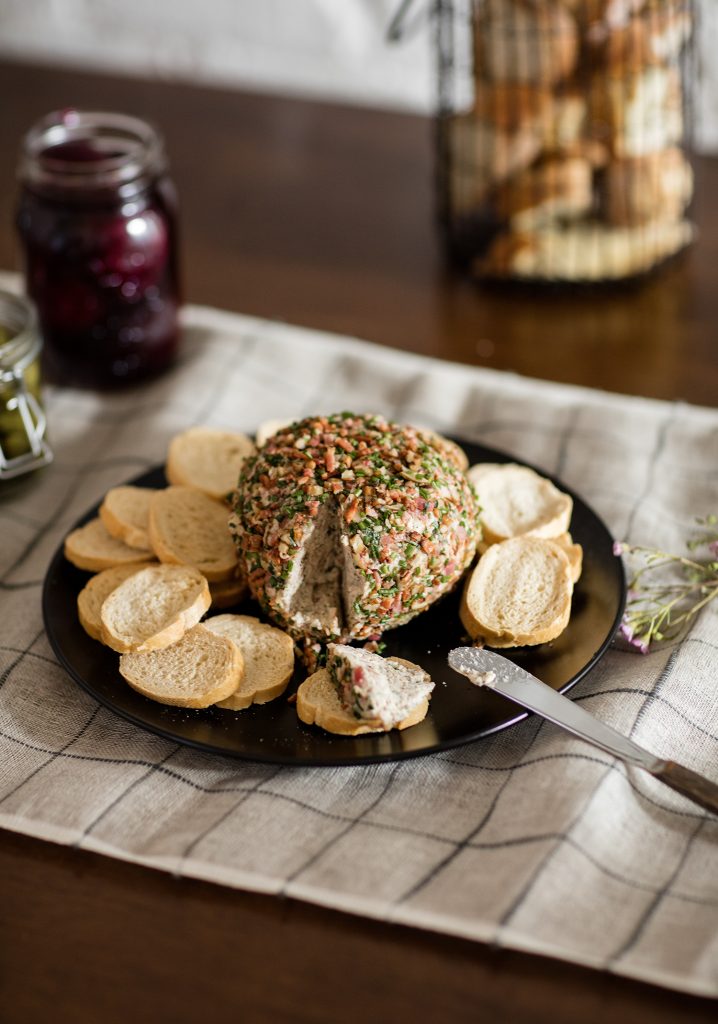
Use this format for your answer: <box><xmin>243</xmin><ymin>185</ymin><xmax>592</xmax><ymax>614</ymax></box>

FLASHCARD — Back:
<box><xmin>16</xmin><ymin>110</ymin><xmax>181</xmax><ymax>388</ymax></box>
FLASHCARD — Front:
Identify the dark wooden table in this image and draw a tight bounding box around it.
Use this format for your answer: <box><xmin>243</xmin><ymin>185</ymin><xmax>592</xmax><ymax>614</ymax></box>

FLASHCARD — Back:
<box><xmin>0</xmin><ymin>59</ymin><xmax>715</xmax><ymax>1024</ymax></box>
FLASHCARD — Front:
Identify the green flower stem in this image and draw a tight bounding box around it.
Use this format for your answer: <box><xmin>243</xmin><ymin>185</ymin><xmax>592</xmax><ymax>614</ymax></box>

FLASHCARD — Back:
<box><xmin>617</xmin><ymin>520</ymin><xmax>718</xmax><ymax>652</ymax></box>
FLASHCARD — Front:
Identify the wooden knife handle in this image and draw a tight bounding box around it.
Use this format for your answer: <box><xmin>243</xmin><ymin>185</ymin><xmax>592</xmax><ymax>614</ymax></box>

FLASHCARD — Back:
<box><xmin>651</xmin><ymin>760</ymin><xmax>718</xmax><ymax>816</ymax></box>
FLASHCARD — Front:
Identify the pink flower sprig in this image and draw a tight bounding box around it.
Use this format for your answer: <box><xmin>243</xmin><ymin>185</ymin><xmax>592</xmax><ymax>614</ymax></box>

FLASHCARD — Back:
<box><xmin>613</xmin><ymin>515</ymin><xmax>718</xmax><ymax>654</ymax></box>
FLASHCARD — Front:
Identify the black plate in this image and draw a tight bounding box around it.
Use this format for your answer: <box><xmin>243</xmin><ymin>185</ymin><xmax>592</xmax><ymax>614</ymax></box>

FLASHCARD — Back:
<box><xmin>42</xmin><ymin>441</ymin><xmax>625</xmax><ymax>766</ymax></box>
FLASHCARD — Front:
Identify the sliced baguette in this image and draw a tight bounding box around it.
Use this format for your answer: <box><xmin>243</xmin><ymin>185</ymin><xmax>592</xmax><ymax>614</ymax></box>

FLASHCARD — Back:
<box><xmin>460</xmin><ymin>536</ymin><xmax>574</xmax><ymax>647</ymax></box>
<box><xmin>255</xmin><ymin>418</ymin><xmax>293</xmax><ymax>447</ymax></box>
<box><xmin>119</xmin><ymin>623</ymin><xmax>243</xmax><ymax>708</ymax></box>
<box><xmin>297</xmin><ymin>656</ymin><xmax>431</xmax><ymax>736</ymax></box>
<box><xmin>479</xmin><ymin>531</ymin><xmax>583</xmax><ymax>584</ymax></box>
<box><xmin>99</xmin><ymin>485</ymin><xmax>157</xmax><ymax>550</ymax></box>
<box><xmin>297</xmin><ymin>669</ymin><xmax>429</xmax><ymax>736</ymax></box>
<box><xmin>100</xmin><ymin>564</ymin><xmax>211</xmax><ymax>653</ymax></box>
<box><xmin>209</xmin><ymin>574</ymin><xmax>248</xmax><ymax>610</ymax></box>
<box><xmin>166</xmin><ymin>426</ymin><xmax>255</xmax><ymax>501</ymax></box>
<box><xmin>149</xmin><ymin>486</ymin><xmax>239</xmax><ymax>582</ymax></box>
<box><xmin>64</xmin><ymin>518</ymin><xmax>155</xmax><ymax>572</ymax></box>
<box><xmin>77</xmin><ymin>562</ymin><xmax>156</xmax><ymax>641</ymax></box>
<box><xmin>467</xmin><ymin>463</ymin><xmax>572</xmax><ymax>545</ymax></box>
<box><xmin>548</xmin><ymin>532</ymin><xmax>583</xmax><ymax>584</ymax></box>
<box><xmin>204</xmin><ymin>614</ymin><xmax>294</xmax><ymax>710</ymax></box>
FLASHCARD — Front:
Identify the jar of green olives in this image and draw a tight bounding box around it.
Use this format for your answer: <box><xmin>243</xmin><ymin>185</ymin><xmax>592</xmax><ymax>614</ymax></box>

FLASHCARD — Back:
<box><xmin>0</xmin><ymin>290</ymin><xmax>53</xmax><ymax>481</ymax></box>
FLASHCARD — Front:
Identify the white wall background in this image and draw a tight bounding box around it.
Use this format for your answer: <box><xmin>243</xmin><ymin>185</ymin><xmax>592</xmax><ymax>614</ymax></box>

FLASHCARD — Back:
<box><xmin>0</xmin><ymin>0</ymin><xmax>716</xmax><ymax>151</ymax></box>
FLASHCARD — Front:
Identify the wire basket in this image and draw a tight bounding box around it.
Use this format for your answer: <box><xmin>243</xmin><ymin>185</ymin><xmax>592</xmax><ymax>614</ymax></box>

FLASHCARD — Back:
<box><xmin>436</xmin><ymin>0</ymin><xmax>698</xmax><ymax>282</ymax></box>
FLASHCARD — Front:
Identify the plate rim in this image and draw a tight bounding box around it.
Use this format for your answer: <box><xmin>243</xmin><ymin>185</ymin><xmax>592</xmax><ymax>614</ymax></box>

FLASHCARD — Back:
<box><xmin>42</xmin><ymin>438</ymin><xmax>626</xmax><ymax>767</ymax></box>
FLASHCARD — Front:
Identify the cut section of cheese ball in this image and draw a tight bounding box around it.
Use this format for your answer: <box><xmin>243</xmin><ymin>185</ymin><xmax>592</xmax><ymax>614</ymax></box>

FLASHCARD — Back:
<box><xmin>466</xmin><ymin>462</ymin><xmax>572</xmax><ymax>546</ymax></box>
<box><xmin>100</xmin><ymin>564</ymin><xmax>211</xmax><ymax>654</ymax></box>
<box><xmin>77</xmin><ymin>562</ymin><xmax>156</xmax><ymax>641</ymax></box>
<box><xmin>297</xmin><ymin>661</ymin><xmax>431</xmax><ymax>736</ymax></box>
<box><xmin>99</xmin><ymin>485</ymin><xmax>157</xmax><ymax>550</ymax></box>
<box><xmin>119</xmin><ymin>624</ymin><xmax>243</xmax><ymax>708</ymax></box>
<box><xmin>149</xmin><ymin>486</ymin><xmax>239</xmax><ymax>582</ymax></box>
<box><xmin>166</xmin><ymin>426</ymin><xmax>256</xmax><ymax>501</ymax></box>
<box><xmin>204</xmin><ymin>614</ymin><xmax>294</xmax><ymax>710</ymax></box>
<box><xmin>64</xmin><ymin>518</ymin><xmax>155</xmax><ymax>572</ymax></box>
<box><xmin>460</xmin><ymin>536</ymin><xmax>574</xmax><ymax>648</ymax></box>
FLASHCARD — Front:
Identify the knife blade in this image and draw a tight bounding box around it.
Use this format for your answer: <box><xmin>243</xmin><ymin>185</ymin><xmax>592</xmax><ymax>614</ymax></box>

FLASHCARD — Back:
<box><xmin>448</xmin><ymin>647</ymin><xmax>718</xmax><ymax>816</ymax></box>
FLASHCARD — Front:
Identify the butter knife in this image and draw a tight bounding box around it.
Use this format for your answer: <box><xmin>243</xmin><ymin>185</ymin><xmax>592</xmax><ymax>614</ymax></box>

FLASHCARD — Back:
<box><xmin>448</xmin><ymin>647</ymin><xmax>718</xmax><ymax>816</ymax></box>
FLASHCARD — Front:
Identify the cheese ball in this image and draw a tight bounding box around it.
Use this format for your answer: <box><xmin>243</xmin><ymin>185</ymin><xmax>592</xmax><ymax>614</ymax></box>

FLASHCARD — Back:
<box><xmin>229</xmin><ymin>413</ymin><xmax>480</xmax><ymax>643</ymax></box>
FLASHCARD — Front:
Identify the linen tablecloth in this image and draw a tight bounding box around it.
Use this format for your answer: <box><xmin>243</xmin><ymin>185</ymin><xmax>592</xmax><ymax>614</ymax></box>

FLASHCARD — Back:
<box><xmin>1</xmin><ymin>284</ymin><xmax>716</xmax><ymax>998</ymax></box>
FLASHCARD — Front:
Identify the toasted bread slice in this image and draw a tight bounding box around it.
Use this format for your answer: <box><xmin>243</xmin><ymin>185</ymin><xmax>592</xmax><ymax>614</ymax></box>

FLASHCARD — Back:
<box><xmin>297</xmin><ymin>655</ymin><xmax>432</xmax><ymax>735</ymax></box>
<box><xmin>479</xmin><ymin>531</ymin><xmax>583</xmax><ymax>584</ymax></box>
<box><xmin>548</xmin><ymin>532</ymin><xmax>583</xmax><ymax>584</ymax></box>
<box><xmin>204</xmin><ymin>614</ymin><xmax>294</xmax><ymax>710</ymax></box>
<box><xmin>255</xmin><ymin>418</ymin><xmax>293</xmax><ymax>447</ymax></box>
<box><xmin>100</xmin><ymin>564</ymin><xmax>211</xmax><ymax>653</ymax></box>
<box><xmin>99</xmin><ymin>485</ymin><xmax>157</xmax><ymax>550</ymax></box>
<box><xmin>209</xmin><ymin>574</ymin><xmax>248</xmax><ymax>609</ymax></box>
<box><xmin>64</xmin><ymin>518</ymin><xmax>155</xmax><ymax>572</ymax></box>
<box><xmin>77</xmin><ymin>562</ymin><xmax>156</xmax><ymax>641</ymax></box>
<box><xmin>467</xmin><ymin>463</ymin><xmax>572</xmax><ymax>545</ymax></box>
<box><xmin>119</xmin><ymin>623</ymin><xmax>243</xmax><ymax>708</ymax></box>
<box><xmin>149</xmin><ymin>486</ymin><xmax>238</xmax><ymax>582</ymax></box>
<box><xmin>166</xmin><ymin>426</ymin><xmax>255</xmax><ymax>501</ymax></box>
<box><xmin>460</xmin><ymin>536</ymin><xmax>573</xmax><ymax>647</ymax></box>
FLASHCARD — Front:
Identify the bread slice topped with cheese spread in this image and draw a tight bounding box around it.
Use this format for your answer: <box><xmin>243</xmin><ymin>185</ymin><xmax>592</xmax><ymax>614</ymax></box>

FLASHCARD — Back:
<box><xmin>297</xmin><ymin>644</ymin><xmax>434</xmax><ymax>735</ymax></box>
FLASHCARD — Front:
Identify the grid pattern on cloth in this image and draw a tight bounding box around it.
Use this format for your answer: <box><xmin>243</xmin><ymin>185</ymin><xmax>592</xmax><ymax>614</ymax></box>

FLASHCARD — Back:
<box><xmin>0</xmin><ymin>279</ymin><xmax>716</xmax><ymax>999</ymax></box>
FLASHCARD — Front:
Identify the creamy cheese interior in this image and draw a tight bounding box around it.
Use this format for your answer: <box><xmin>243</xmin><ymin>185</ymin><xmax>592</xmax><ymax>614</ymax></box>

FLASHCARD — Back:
<box><xmin>277</xmin><ymin>499</ymin><xmax>366</xmax><ymax>638</ymax></box>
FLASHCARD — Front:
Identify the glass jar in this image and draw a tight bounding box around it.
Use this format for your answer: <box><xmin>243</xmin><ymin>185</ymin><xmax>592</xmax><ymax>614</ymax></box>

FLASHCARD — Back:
<box><xmin>16</xmin><ymin>110</ymin><xmax>181</xmax><ymax>387</ymax></box>
<box><xmin>0</xmin><ymin>290</ymin><xmax>53</xmax><ymax>481</ymax></box>
<box><xmin>436</xmin><ymin>0</ymin><xmax>697</xmax><ymax>282</ymax></box>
